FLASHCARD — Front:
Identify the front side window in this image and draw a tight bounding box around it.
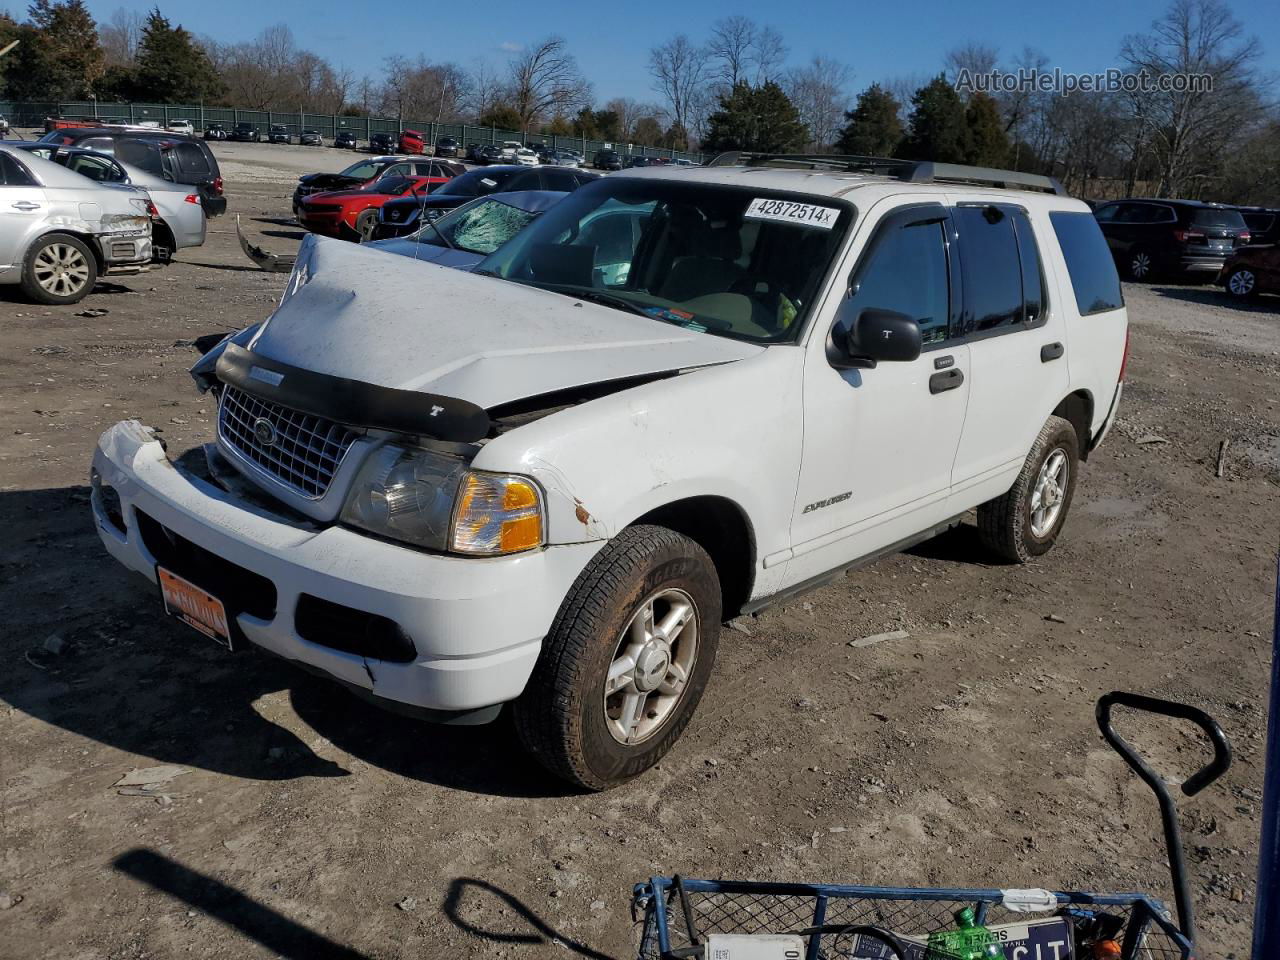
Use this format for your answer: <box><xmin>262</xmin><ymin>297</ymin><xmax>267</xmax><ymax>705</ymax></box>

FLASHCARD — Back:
<box><xmin>481</xmin><ymin>179</ymin><xmax>852</xmax><ymax>344</ymax></box>
<box><xmin>847</xmin><ymin>213</ymin><xmax>950</xmax><ymax>346</ymax></box>
<box><xmin>65</xmin><ymin>154</ymin><xmax>124</xmax><ymax>182</ymax></box>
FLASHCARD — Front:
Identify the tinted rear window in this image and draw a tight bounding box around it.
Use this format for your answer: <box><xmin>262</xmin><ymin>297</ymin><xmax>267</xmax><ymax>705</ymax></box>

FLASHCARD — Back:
<box><xmin>955</xmin><ymin>206</ymin><xmax>1023</xmax><ymax>333</ymax></box>
<box><xmin>0</xmin><ymin>151</ymin><xmax>37</xmax><ymax>186</ymax></box>
<box><xmin>1191</xmin><ymin>207</ymin><xmax>1246</xmax><ymax>229</ymax></box>
<box><xmin>172</xmin><ymin>142</ymin><xmax>211</xmax><ymax>176</ymax></box>
<box><xmin>1050</xmin><ymin>211</ymin><xmax>1124</xmax><ymax>315</ymax></box>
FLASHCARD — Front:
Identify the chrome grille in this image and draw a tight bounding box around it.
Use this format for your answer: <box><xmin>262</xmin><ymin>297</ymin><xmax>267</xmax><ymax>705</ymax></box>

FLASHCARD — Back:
<box><xmin>218</xmin><ymin>386</ymin><xmax>357</xmax><ymax>499</ymax></box>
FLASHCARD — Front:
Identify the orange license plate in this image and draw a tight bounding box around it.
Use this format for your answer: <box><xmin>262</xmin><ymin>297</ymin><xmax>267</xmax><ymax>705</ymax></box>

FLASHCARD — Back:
<box><xmin>157</xmin><ymin>567</ymin><xmax>233</xmax><ymax>650</ymax></box>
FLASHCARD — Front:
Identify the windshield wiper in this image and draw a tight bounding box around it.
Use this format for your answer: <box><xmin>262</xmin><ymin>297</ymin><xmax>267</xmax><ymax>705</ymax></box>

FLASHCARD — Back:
<box><xmin>409</xmin><ymin>186</ymin><xmax>454</xmax><ymax>251</ymax></box>
<box><xmin>547</xmin><ymin>286</ymin><xmax>653</xmax><ymax>319</ymax></box>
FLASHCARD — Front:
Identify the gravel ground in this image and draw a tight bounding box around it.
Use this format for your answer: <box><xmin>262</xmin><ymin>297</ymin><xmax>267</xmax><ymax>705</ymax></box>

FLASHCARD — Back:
<box><xmin>0</xmin><ymin>160</ymin><xmax>1276</xmax><ymax>959</ymax></box>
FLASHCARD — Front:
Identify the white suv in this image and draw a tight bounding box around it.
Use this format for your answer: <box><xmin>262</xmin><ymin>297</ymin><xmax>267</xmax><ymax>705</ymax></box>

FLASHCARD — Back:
<box><xmin>90</xmin><ymin>155</ymin><xmax>1127</xmax><ymax>789</ymax></box>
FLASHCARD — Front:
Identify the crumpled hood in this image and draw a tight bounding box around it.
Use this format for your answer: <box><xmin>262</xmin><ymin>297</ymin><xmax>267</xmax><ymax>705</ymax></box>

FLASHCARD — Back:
<box><xmin>247</xmin><ymin>235</ymin><xmax>762</xmax><ymax>410</ymax></box>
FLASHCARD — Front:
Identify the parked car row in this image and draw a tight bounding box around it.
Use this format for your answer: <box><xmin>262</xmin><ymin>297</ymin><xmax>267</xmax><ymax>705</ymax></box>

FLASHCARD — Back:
<box><xmin>1091</xmin><ymin>196</ymin><xmax>1280</xmax><ymax>303</ymax></box>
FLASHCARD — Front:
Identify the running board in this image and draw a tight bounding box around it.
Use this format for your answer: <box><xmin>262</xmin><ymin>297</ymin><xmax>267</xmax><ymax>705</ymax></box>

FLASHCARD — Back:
<box><xmin>739</xmin><ymin>514</ymin><xmax>966</xmax><ymax>617</ymax></box>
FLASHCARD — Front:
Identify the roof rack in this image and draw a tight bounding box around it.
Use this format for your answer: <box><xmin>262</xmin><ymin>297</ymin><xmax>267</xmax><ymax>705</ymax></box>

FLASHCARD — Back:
<box><xmin>707</xmin><ymin>151</ymin><xmax>1068</xmax><ymax>196</ymax></box>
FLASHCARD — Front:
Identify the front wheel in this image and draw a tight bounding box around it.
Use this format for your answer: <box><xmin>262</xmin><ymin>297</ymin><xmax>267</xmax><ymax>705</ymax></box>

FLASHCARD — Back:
<box><xmin>353</xmin><ymin>210</ymin><xmax>378</xmax><ymax>243</ymax></box>
<box><xmin>514</xmin><ymin>525</ymin><xmax>721</xmax><ymax>790</ymax></box>
<box><xmin>1225</xmin><ymin>267</ymin><xmax>1258</xmax><ymax>299</ymax></box>
<box><xmin>20</xmin><ymin>233</ymin><xmax>98</xmax><ymax>305</ymax></box>
<box><xmin>977</xmin><ymin>415</ymin><xmax>1080</xmax><ymax>564</ymax></box>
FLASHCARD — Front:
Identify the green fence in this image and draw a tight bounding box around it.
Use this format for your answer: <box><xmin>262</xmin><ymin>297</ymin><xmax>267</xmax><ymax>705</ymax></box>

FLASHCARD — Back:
<box><xmin>0</xmin><ymin>100</ymin><xmax>707</xmax><ymax>165</ymax></box>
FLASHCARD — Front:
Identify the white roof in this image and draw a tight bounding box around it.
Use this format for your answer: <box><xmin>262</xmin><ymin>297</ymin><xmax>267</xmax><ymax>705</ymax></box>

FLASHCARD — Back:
<box><xmin>613</xmin><ymin>163</ymin><xmax>1090</xmax><ymax>211</ymax></box>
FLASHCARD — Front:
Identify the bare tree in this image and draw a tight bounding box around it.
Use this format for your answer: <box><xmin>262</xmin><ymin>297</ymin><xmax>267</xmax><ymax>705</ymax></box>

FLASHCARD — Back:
<box><xmin>508</xmin><ymin>36</ymin><xmax>591</xmax><ymax>133</ymax></box>
<box><xmin>944</xmin><ymin>41</ymin><xmax>998</xmax><ymax>94</ymax></box>
<box><xmin>750</xmin><ymin>26</ymin><xmax>788</xmax><ymax>85</ymax></box>
<box><xmin>100</xmin><ymin>7</ymin><xmax>143</xmax><ymax>67</ymax></box>
<box><xmin>785</xmin><ymin>55</ymin><xmax>853</xmax><ymax>149</ymax></box>
<box><xmin>604</xmin><ymin>97</ymin><xmax>647</xmax><ymax>141</ymax></box>
<box><xmin>648</xmin><ymin>33</ymin><xmax>708</xmax><ymax>133</ymax></box>
<box><xmin>1121</xmin><ymin>0</ymin><xmax>1263</xmax><ymax>196</ymax></box>
<box><xmin>708</xmin><ymin>16</ymin><xmax>755</xmax><ymax>89</ymax></box>
<box><xmin>468</xmin><ymin>62</ymin><xmax>507</xmax><ymax>121</ymax></box>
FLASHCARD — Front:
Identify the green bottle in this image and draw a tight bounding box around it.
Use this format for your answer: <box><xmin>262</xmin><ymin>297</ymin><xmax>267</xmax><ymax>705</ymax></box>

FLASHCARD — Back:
<box><xmin>923</xmin><ymin>907</ymin><xmax>1003</xmax><ymax>960</ymax></box>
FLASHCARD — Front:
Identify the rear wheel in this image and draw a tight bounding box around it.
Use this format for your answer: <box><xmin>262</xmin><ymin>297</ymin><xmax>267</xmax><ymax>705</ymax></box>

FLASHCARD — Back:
<box><xmin>1226</xmin><ymin>267</ymin><xmax>1258</xmax><ymax>298</ymax></box>
<box><xmin>1127</xmin><ymin>246</ymin><xmax>1155</xmax><ymax>281</ymax></box>
<box><xmin>514</xmin><ymin>525</ymin><xmax>721</xmax><ymax>790</ymax></box>
<box><xmin>977</xmin><ymin>415</ymin><xmax>1080</xmax><ymax>564</ymax></box>
<box><xmin>20</xmin><ymin>233</ymin><xmax>98</xmax><ymax>305</ymax></box>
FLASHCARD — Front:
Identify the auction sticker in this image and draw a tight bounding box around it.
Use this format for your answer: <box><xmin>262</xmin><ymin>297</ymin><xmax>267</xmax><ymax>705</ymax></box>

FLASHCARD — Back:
<box><xmin>744</xmin><ymin>197</ymin><xmax>839</xmax><ymax>229</ymax></box>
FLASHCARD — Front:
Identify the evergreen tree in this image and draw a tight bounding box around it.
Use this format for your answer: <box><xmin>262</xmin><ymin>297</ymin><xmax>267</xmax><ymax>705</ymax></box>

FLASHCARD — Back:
<box><xmin>478</xmin><ymin>104</ymin><xmax>522</xmax><ymax>130</ymax></box>
<box><xmin>701</xmin><ymin>81</ymin><xmax>808</xmax><ymax>154</ymax></box>
<box><xmin>3</xmin><ymin>1</ymin><xmax>103</xmax><ymax>99</ymax></box>
<box><xmin>133</xmin><ymin>8</ymin><xmax>223</xmax><ymax>103</ymax></box>
<box><xmin>897</xmin><ymin>73</ymin><xmax>967</xmax><ymax>163</ymax></box>
<box><xmin>964</xmin><ymin>91</ymin><xmax>1010</xmax><ymax>166</ymax></box>
<box><xmin>834</xmin><ymin>83</ymin><xmax>903</xmax><ymax>157</ymax></box>
<box><xmin>631</xmin><ymin>115</ymin><xmax>663</xmax><ymax>146</ymax></box>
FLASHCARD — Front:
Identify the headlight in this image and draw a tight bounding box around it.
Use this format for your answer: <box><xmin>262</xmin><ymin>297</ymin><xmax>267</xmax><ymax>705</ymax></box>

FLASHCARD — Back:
<box><xmin>341</xmin><ymin>445</ymin><xmax>467</xmax><ymax>550</ymax></box>
<box><xmin>450</xmin><ymin>472</ymin><xmax>545</xmax><ymax>555</ymax></box>
<box><xmin>340</xmin><ymin>446</ymin><xmax>544</xmax><ymax>556</ymax></box>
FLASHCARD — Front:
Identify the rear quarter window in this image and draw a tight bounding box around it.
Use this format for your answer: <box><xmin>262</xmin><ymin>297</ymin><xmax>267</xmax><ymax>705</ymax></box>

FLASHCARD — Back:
<box><xmin>1049</xmin><ymin>211</ymin><xmax>1124</xmax><ymax>315</ymax></box>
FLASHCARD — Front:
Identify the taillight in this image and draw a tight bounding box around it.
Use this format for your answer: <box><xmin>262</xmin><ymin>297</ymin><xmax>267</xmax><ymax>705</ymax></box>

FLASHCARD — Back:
<box><xmin>146</xmin><ymin>200</ymin><xmax>160</xmax><ymax>218</ymax></box>
<box><xmin>212</xmin><ymin>176</ymin><xmax>224</xmax><ymax>195</ymax></box>
<box><xmin>1118</xmin><ymin>329</ymin><xmax>1130</xmax><ymax>383</ymax></box>
<box><xmin>184</xmin><ymin>194</ymin><xmax>200</xmax><ymax>205</ymax></box>
<box><xmin>1172</xmin><ymin>229</ymin><xmax>1186</xmax><ymax>243</ymax></box>
<box><xmin>1239</xmin><ymin>231</ymin><xmax>1251</xmax><ymax>244</ymax></box>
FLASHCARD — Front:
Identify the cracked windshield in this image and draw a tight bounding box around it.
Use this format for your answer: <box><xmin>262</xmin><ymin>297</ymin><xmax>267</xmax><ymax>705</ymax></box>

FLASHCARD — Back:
<box><xmin>417</xmin><ymin>198</ymin><xmax>538</xmax><ymax>254</ymax></box>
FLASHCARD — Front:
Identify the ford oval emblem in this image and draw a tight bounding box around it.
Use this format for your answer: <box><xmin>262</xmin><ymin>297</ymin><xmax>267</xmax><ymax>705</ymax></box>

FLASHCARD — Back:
<box><xmin>253</xmin><ymin>418</ymin><xmax>278</xmax><ymax>447</ymax></box>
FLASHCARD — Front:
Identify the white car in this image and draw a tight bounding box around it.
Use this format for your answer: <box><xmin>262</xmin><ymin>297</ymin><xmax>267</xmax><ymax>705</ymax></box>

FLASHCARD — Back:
<box><xmin>166</xmin><ymin>119</ymin><xmax>195</xmax><ymax>135</ymax></box>
<box><xmin>0</xmin><ymin>145</ymin><xmax>152</xmax><ymax>304</ymax></box>
<box><xmin>90</xmin><ymin>156</ymin><xmax>1126</xmax><ymax>788</ymax></box>
<box><xmin>500</xmin><ymin>140</ymin><xmax>523</xmax><ymax>160</ymax></box>
<box><xmin>514</xmin><ymin>148</ymin><xmax>539</xmax><ymax>166</ymax></box>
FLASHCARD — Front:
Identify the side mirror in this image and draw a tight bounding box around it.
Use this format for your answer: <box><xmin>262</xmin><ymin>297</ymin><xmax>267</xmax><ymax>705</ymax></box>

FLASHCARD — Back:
<box><xmin>832</xmin><ymin>304</ymin><xmax>923</xmax><ymax>368</ymax></box>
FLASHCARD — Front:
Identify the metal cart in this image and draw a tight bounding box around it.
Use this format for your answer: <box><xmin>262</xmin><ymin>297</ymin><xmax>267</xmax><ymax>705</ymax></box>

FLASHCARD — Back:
<box><xmin>632</xmin><ymin>690</ymin><xmax>1234</xmax><ymax>960</ymax></box>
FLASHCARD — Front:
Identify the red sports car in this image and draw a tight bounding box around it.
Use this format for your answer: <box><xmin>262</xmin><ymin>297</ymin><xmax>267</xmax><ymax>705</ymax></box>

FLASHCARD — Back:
<box><xmin>298</xmin><ymin>175</ymin><xmax>448</xmax><ymax>242</ymax></box>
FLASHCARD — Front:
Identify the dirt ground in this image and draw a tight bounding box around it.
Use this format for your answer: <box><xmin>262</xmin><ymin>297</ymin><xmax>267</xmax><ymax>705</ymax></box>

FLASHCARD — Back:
<box><xmin>1</xmin><ymin>143</ymin><xmax>1277</xmax><ymax>959</ymax></box>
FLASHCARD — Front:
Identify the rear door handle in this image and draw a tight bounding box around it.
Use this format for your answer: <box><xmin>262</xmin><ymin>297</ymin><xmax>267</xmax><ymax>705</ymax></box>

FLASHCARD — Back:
<box><xmin>11</xmin><ymin>201</ymin><xmax>40</xmax><ymax>211</ymax></box>
<box><xmin>1041</xmin><ymin>342</ymin><xmax>1065</xmax><ymax>362</ymax></box>
<box><xmin>929</xmin><ymin>368</ymin><xmax>964</xmax><ymax>394</ymax></box>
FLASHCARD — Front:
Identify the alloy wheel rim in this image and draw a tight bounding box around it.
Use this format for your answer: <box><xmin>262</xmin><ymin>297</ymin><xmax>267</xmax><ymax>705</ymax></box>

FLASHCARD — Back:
<box><xmin>33</xmin><ymin>243</ymin><xmax>90</xmax><ymax>297</ymax></box>
<box><xmin>603</xmin><ymin>587</ymin><xmax>698</xmax><ymax>746</ymax></box>
<box><xmin>1029</xmin><ymin>448</ymin><xmax>1069</xmax><ymax>538</ymax></box>
<box><xmin>1131</xmin><ymin>252</ymin><xmax>1150</xmax><ymax>278</ymax></box>
<box><xmin>1229</xmin><ymin>270</ymin><xmax>1255</xmax><ymax>295</ymax></box>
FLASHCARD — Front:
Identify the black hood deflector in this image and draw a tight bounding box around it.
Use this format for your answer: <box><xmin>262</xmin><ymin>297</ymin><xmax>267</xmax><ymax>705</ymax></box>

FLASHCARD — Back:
<box><xmin>215</xmin><ymin>342</ymin><xmax>491</xmax><ymax>442</ymax></box>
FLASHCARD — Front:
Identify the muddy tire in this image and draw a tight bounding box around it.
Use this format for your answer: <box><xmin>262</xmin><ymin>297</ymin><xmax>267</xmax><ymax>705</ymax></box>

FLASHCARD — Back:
<box><xmin>514</xmin><ymin>525</ymin><xmax>721</xmax><ymax>791</ymax></box>
<box><xmin>977</xmin><ymin>415</ymin><xmax>1080</xmax><ymax>564</ymax></box>
<box><xmin>20</xmin><ymin>233</ymin><xmax>98</xmax><ymax>305</ymax></box>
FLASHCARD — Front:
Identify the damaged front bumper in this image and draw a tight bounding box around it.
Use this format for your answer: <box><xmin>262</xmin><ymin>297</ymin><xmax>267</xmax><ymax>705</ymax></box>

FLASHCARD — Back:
<box><xmin>90</xmin><ymin>420</ymin><xmax>601</xmax><ymax>721</ymax></box>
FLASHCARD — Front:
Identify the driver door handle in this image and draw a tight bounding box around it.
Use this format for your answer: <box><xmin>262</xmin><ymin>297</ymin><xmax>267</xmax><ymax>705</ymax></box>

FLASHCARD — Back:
<box><xmin>929</xmin><ymin>368</ymin><xmax>964</xmax><ymax>394</ymax></box>
<box><xmin>1041</xmin><ymin>342</ymin><xmax>1065</xmax><ymax>362</ymax></box>
<box><xmin>11</xmin><ymin>201</ymin><xmax>41</xmax><ymax>211</ymax></box>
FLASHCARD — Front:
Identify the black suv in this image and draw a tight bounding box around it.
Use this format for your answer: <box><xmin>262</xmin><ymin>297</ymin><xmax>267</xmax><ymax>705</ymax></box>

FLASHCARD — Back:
<box><xmin>1234</xmin><ymin>207</ymin><xmax>1280</xmax><ymax>246</ymax></box>
<box><xmin>434</xmin><ymin>137</ymin><xmax>459</xmax><ymax>158</ymax></box>
<box><xmin>36</xmin><ymin>126</ymin><xmax>227</xmax><ymax>217</ymax></box>
<box><xmin>334</xmin><ymin>130</ymin><xmax>359</xmax><ymax>149</ymax></box>
<box><xmin>1093</xmin><ymin>198</ymin><xmax>1251</xmax><ymax>280</ymax></box>
<box><xmin>593</xmin><ymin>149</ymin><xmax>623</xmax><ymax>171</ymax></box>
<box><xmin>229</xmin><ymin>122</ymin><xmax>261</xmax><ymax>142</ymax></box>
<box><xmin>369</xmin><ymin>132</ymin><xmax>396</xmax><ymax>154</ymax></box>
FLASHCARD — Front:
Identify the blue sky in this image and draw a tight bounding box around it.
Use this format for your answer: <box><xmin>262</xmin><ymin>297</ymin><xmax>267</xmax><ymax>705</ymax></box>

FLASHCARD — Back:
<box><xmin>69</xmin><ymin>0</ymin><xmax>1280</xmax><ymax>104</ymax></box>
